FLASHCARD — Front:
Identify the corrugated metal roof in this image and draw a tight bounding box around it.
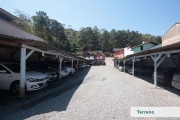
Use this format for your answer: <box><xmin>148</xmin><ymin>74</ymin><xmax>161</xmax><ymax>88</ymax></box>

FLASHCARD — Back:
<box><xmin>123</xmin><ymin>41</ymin><xmax>180</xmax><ymax>60</ymax></box>
<box><xmin>0</xmin><ymin>8</ymin><xmax>21</xmax><ymax>21</ymax></box>
<box><xmin>0</xmin><ymin>18</ymin><xmax>44</xmax><ymax>42</ymax></box>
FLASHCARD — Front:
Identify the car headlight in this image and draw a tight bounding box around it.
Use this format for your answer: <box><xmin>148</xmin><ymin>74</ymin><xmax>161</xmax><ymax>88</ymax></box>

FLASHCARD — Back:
<box><xmin>27</xmin><ymin>78</ymin><xmax>37</xmax><ymax>82</ymax></box>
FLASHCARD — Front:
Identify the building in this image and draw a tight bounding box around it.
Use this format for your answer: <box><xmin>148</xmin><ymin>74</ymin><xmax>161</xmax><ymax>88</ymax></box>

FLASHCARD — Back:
<box><xmin>162</xmin><ymin>22</ymin><xmax>180</xmax><ymax>46</ymax></box>
<box><xmin>113</xmin><ymin>48</ymin><xmax>124</xmax><ymax>59</ymax></box>
<box><xmin>124</xmin><ymin>46</ymin><xmax>133</xmax><ymax>57</ymax></box>
<box><xmin>131</xmin><ymin>41</ymin><xmax>158</xmax><ymax>54</ymax></box>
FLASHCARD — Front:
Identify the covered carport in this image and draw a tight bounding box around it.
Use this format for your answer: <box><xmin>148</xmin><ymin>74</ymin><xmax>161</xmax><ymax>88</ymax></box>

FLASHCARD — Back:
<box><xmin>0</xmin><ymin>32</ymin><xmax>85</xmax><ymax>97</ymax></box>
<box><xmin>123</xmin><ymin>42</ymin><xmax>180</xmax><ymax>88</ymax></box>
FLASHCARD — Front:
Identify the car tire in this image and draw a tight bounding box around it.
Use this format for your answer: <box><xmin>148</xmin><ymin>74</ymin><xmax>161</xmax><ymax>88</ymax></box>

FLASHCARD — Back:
<box><xmin>10</xmin><ymin>81</ymin><xmax>20</xmax><ymax>95</ymax></box>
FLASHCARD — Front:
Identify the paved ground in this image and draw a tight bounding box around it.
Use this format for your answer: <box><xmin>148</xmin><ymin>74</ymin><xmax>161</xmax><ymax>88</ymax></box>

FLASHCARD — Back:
<box><xmin>2</xmin><ymin>64</ymin><xmax>180</xmax><ymax>119</ymax></box>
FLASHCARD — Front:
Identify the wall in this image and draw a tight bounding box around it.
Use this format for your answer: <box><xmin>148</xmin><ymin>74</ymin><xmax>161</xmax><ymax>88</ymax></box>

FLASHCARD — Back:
<box><xmin>132</xmin><ymin>43</ymin><xmax>157</xmax><ymax>54</ymax></box>
<box><xmin>143</xmin><ymin>43</ymin><xmax>157</xmax><ymax>50</ymax></box>
<box><xmin>162</xmin><ymin>23</ymin><xmax>180</xmax><ymax>46</ymax></box>
<box><xmin>114</xmin><ymin>49</ymin><xmax>124</xmax><ymax>59</ymax></box>
<box><xmin>124</xmin><ymin>47</ymin><xmax>134</xmax><ymax>57</ymax></box>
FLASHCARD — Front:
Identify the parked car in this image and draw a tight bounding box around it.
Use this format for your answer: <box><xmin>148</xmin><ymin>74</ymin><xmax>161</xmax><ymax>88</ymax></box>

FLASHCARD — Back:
<box><xmin>0</xmin><ymin>62</ymin><xmax>49</xmax><ymax>95</ymax></box>
<box><xmin>89</xmin><ymin>61</ymin><xmax>100</xmax><ymax>66</ymax></box>
<box><xmin>90</xmin><ymin>56</ymin><xmax>94</xmax><ymax>60</ymax></box>
<box><xmin>62</xmin><ymin>64</ymin><xmax>75</xmax><ymax>74</ymax></box>
<box><xmin>128</xmin><ymin>66</ymin><xmax>154</xmax><ymax>75</ymax></box>
<box><xmin>41</xmin><ymin>62</ymin><xmax>69</xmax><ymax>77</ymax></box>
<box><xmin>100</xmin><ymin>61</ymin><xmax>106</xmax><ymax>65</ymax></box>
<box><xmin>82</xmin><ymin>63</ymin><xmax>86</xmax><ymax>67</ymax></box>
<box><xmin>172</xmin><ymin>70</ymin><xmax>180</xmax><ymax>89</ymax></box>
<box><xmin>121</xmin><ymin>64</ymin><xmax>138</xmax><ymax>72</ymax></box>
<box><xmin>78</xmin><ymin>64</ymin><xmax>84</xmax><ymax>69</ymax></box>
<box><xmin>85</xmin><ymin>57</ymin><xmax>89</xmax><ymax>60</ymax></box>
<box><xmin>27</xmin><ymin>62</ymin><xmax>57</xmax><ymax>81</ymax></box>
<box><xmin>152</xmin><ymin>68</ymin><xmax>177</xmax><ymax>86</ymax></box>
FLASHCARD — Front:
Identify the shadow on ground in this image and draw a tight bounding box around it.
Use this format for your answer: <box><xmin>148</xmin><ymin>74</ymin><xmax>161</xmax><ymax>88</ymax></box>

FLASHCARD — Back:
<box><xmin>134</xmin><ymin>74</ymin><xmax>180</xmax><ymax>96</ymax></box>
<box><xmin>0</xmin><ymin>66</ymin><xmax>91</xmax><ymax>118</ymax></box>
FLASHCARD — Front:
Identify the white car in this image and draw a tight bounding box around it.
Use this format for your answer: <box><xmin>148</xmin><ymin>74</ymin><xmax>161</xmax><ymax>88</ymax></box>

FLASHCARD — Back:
<box><xmin>64</xmin><ymin>66</ymin><xmax>75</xmax><ymax>74</ymax></box>
<box><xmin>85</xmin><ymin>57</ymin><xmax>89</xmax><ymax>60</ymax></box>
<box><xmin>61</xmin><ymin>68</ymin><xmax>69</xmax><ymax>77</ymax></box>
<box><xmin>0</xmin><ymin>62</ymin><xmax>49</xmax><ymax>95</ymax></box>
<box><xmin>90</xmin><ymin>56</ymin><xmax>94</xmax><ymax>60</ymax></box>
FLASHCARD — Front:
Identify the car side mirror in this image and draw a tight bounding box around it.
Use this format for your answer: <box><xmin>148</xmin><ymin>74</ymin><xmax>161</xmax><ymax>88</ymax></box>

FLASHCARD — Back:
<box><xmin>0</xmin><ymin>70</ymin><xmax>7</xmax><ymax>73</ymax></box>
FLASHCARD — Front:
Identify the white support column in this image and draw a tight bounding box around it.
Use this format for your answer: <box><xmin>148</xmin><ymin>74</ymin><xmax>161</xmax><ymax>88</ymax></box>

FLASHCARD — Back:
<box><xmin>72</xmin><ymin>59</ymin><xmax>74</xmax><ymax>67</ymax></box>
<box><xmin>20</xmin><ymin>47</ymin><xmax>26</xmax><ymax>97</ymax></box>
<box><xmin>154</xmin><ymin>59</ymin><xmax>157</xmax><ymax>87</ymax></box>
<box><xmin>132</xmin><ymin>57</ymin><xmax>135</xmax><ymax>77</ymax></box>
<box><xmin>151</xmin><ymin>54</ymin><xmax>165</xmax><ymax>88</ymax></box>
<box><xmin>123</xmin><ymin>60</ymin><xmax>125</xmax><ymax>72</ymax></box>
<box><xmin>59</xmin><ymin>56</ymin><xmax>63</xmax><ymax>79</ymax></box>
<box><xmin>77</xmin><ymin>60</ymin><xmax>79</xmax><ymax>70</ymax></box>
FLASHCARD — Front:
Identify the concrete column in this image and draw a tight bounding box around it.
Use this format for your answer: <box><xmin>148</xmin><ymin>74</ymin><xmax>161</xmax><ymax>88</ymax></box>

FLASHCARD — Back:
<box><xmin>132</xmin><ymin>58</ymin><xmax>135</xmax><ymax>77</ymax></box>
<box><xmin>59</xmin><ymin>56</ymin><xmax>63</xmax><ymax>79</ymax></box>
<box><xmin>154</xmin><ymin>59</ymin><xmax>157</xmax><ymax>87</ymax></box>
<box><xmin>20</xmin><ymin>47</ymin><xmax>26</xmax><ymax>97</ymax></box>
<box><xmin>123</xmin><ymin>60</ymin><xmax>125</xmax><ymax>73</ymax></box>
<box><xmin>77</xmin><ymin>60</ymin><xmax>79</xmax><ymax>70</ymax></box>
<box><xmin>72</xmin><ymin>59</ymin><xmax>74</xmax><ymax>67</ymax></box>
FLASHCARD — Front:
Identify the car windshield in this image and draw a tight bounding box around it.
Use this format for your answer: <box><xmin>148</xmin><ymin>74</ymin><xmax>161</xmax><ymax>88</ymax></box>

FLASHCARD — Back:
<box><xmin>4</xmin><ymin>64</ymin><xmax>31</xmax><ymax>73</ymax></box>
<box><xmin>62</xmin><ymin>68</ymin><xmax>66</xmax><ymax>70</ymax></box>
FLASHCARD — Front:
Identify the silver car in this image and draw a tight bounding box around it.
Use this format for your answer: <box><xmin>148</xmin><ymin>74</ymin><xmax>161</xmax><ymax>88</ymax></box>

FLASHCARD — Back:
<box><xmin>172</xmin><ymin>70</ymin><xmax>180</xmax><ymax>90</ymax></box>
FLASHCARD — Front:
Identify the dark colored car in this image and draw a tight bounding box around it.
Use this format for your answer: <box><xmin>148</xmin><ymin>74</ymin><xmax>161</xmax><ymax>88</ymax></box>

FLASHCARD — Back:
<box><xmin>152</xmin><ymin>68</ymin><xmax>177</xmax><ymax>86</ymax></box>
<box><xmin>41</xmin><ymin>62</ymin><xmax>69</xmax><ymax>77</ymax></box>
<box><xmin>27</xmin><ymin>62</ymin><xmax>58</xmax><ymax>81</ymax></box>
<box><xmin>129</xmin><ymin>66</ymin><xmax>154</xmax><ymax>75</ymax></box>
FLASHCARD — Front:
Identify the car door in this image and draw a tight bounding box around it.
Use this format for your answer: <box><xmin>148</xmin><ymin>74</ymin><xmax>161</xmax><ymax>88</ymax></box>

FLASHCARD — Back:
<box><xmin>0</xmin><ymin>65</ymin><xmax>11</xmax><ymax>90</ymax></box>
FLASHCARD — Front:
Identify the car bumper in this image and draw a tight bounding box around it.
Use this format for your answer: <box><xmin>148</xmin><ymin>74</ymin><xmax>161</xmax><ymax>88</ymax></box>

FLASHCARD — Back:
<box><xmin>172</xmin><ymin>81</ymin><xmax>180</xmax><ymax>89</ymax></box>
<box><xmin>128</xmin><ymin>71</ymin><xmax>133</xmax><ymax>74</ymax></box>
<box><xmin>61</xmin><ymin>73</ymin><xmax>69</xmax><ymax>77</ymax></box>
<box><xmin>47</xmin><ymin>75</ymin><xmax>57</xmax><ymax>81</ymax></box>
<box><xmin>26</xmin><ymin>80</ymin><xmax>48</xmax><ymax>91</ymax></box>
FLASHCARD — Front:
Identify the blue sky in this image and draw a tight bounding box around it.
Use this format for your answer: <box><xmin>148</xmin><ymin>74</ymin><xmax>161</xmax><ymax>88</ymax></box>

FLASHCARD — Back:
<box><xmin>1</xmin><ymin>0</ymin><xmax>180</xmax><ymax>36</ymax></box>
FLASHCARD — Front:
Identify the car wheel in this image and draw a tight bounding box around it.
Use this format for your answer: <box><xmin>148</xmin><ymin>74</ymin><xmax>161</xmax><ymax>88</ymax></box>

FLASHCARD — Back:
<box><xmin>10</xmin><ymin>81</ymin><xmax>20</xmax><ymax>95</ymax></box>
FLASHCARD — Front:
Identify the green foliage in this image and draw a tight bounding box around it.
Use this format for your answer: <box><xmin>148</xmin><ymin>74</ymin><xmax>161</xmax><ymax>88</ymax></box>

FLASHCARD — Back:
<box><xmin>14</xmin><ymin>10</ymin><xmax>162</xmax><ymax>53</ymax></box>
<box><xmin>14</xmin><ymin>9</ymin><xmax>33</xmax><ymax>34</ymax></box>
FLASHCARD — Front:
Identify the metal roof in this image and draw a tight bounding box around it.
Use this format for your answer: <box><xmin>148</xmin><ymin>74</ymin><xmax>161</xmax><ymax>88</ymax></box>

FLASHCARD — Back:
<box><xmin>0</xmin><ymin>8</ymin><xmax>21</xmax><ymax>21</ymax></box>
<box><xmin>0</xmin><ymin>18</ymin><xmax>44</xmax><ymax>42</ymax></box>
<box><xmin>123</xmin><ymin>41</ymin><xmax>180</xmax><ymax>60</ymax></box>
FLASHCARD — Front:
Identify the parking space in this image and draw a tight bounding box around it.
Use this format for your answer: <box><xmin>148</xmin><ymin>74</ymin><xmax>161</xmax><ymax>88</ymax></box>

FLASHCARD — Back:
<box><xmin>1</xmin><ymin>65</ymin><xmax>180</xmax><ymax>119</ymax></box>
<box><xmin>0</xmin><ymin>65</ymin><xmax>91</xmax><ymax>116</ymax></box>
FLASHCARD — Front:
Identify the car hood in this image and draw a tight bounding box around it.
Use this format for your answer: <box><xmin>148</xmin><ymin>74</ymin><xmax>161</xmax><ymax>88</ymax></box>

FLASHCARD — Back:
<box><xmin>64</xmin><ymin>67</ymin><xmax>74</xmax><ymax>70</ymax></box>
<box><xmin>26</xmin><ymin>71</ymin><xmax>47</xmax><ymax>79</ymax></box>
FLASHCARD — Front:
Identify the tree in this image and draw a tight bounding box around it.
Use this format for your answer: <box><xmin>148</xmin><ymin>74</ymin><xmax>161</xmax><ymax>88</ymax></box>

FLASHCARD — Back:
<box><xmin>14</xmin><ymin>9</ymin><xmax>33</xmax><ymax>33</ymax></box>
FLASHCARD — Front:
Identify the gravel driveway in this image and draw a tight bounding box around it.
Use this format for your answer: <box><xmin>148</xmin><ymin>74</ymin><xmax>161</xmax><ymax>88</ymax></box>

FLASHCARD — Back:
<box><xmin>2</xmin><ymin>65</ymin><xmax>180</xmax><ymax>120</ymax></box>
